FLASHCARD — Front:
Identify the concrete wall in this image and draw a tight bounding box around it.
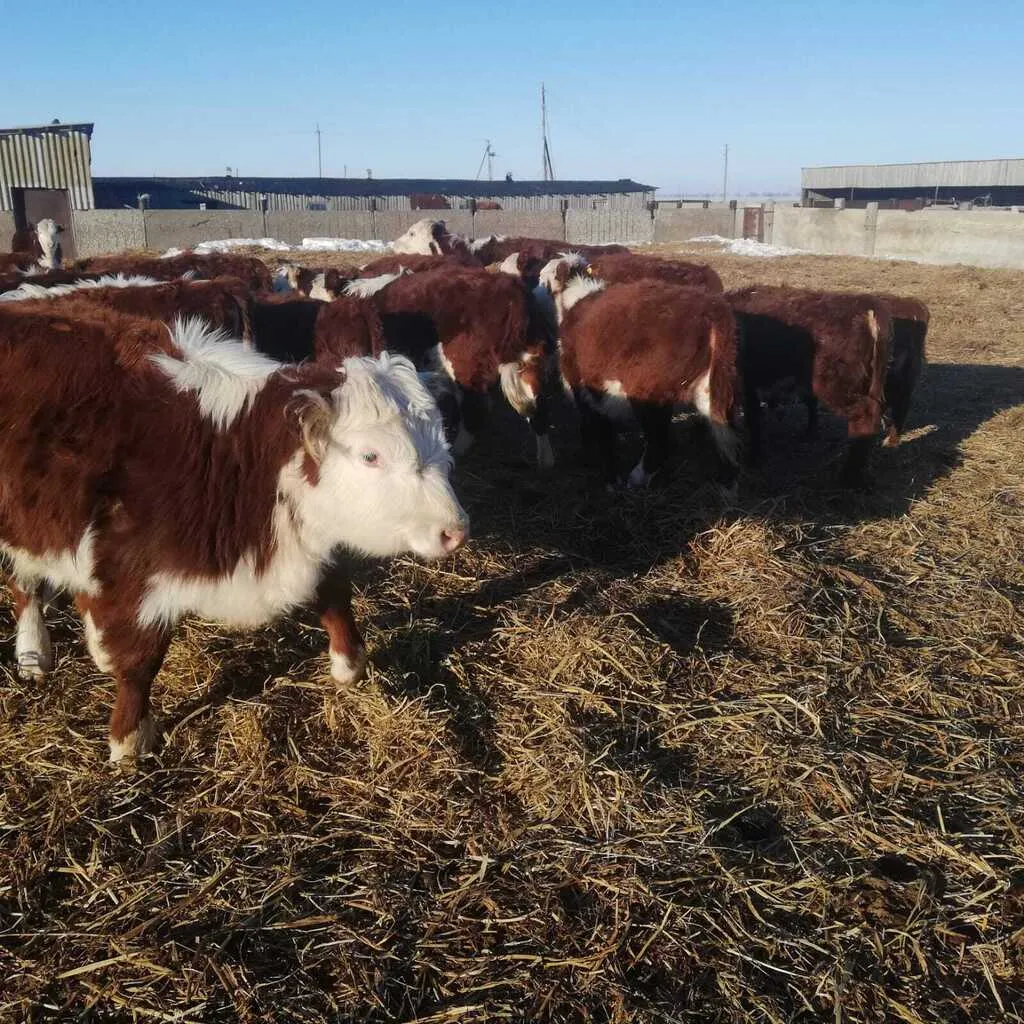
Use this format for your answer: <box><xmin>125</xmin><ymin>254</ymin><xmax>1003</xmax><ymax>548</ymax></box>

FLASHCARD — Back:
<box><xmin>144</xmin><ymin>211</ymin><xmax>266</xmax><ymax>253</ymax></box>
<box><xmin>473</xmin><ymin>210</ymin><xmax>565</xmax><ymax>241</ymax></box>
<box><xmin>770</xmin><ymin>204</ymin><xmax>1024</xmax><ymax>267</ymax></box>
<box><xmin>772</xmin><ymin>206</ymin><xmax>875</xmax><ymax>256</ymax></box>
<box><xmin>0</xmin><ymin>211</ymin><xmax>15</xmax><ymax>249</ymax></box>
<box><xmin>71</xmin><ymin>210</ymin><xmax>146</xmax><ymax>257</ymax></box>
<box><xmin>654</xmin><ymin>206</ymin><xmax>736</xmax><ymax>242</ymax></box>
<box><xmin>567</xmin><ymin>208</ymin><xmax>653</xmax><ymax>245</ymax></box>
<box><xmin>265</xmin><ymin>210</ymin><xmax>374</xmax><ymax>245</ymax></box>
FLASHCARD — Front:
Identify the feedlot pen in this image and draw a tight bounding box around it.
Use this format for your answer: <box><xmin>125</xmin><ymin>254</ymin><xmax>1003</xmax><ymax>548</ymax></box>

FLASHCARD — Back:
<box><xmin>1</xmin><ymin>244</ymin><xmax>1022</xmax><ymax>1023</ymax></box>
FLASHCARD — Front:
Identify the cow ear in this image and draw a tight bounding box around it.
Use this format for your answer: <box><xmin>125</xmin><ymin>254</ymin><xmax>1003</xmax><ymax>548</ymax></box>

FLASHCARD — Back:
<box><xmin>295</xmin><ymin>366</ymin><xmax>344</xmax><ymax>466</ymax></box>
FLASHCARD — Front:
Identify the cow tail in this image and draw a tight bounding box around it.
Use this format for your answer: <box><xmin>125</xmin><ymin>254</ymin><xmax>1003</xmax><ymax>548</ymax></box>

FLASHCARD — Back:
<box><xmin>866</xmin><ymin>305</ymin><xmax>892</xmax><ymax>430</ymax></box>
<box><xmin>707</xmin><ymin>307</ymin><xmax>740</xmax><ymax>468</ymax></box>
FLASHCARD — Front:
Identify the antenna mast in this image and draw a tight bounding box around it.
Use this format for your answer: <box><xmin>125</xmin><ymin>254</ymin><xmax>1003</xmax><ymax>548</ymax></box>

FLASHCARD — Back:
<box><xmin>315</xmin><ymin>123</ymin><xmax>323</xmax><ymax>178</ymax></box>
<box><xmin>541</xmin><ymin>83</ymin><xmax>555</xmax><ymax>181</ymax></box>
<box><xmin>475</xmin><ymin>139</ymin><xmax>496</xmax><ymax>181</ymax></box>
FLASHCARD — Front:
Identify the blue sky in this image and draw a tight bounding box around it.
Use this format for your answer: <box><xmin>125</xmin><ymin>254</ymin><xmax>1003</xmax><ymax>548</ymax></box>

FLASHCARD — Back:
<box><xmin>6</xmin><ymin>0</ymin><xmax>1023</xmax><ymax>195</ymax></box>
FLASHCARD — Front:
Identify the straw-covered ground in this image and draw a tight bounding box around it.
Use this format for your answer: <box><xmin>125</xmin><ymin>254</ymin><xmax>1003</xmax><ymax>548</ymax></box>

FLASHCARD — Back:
<box><xmin>1</xmin><ymin>243</ymin><xmax>1022</xmax><ymax>1023</ymax></box>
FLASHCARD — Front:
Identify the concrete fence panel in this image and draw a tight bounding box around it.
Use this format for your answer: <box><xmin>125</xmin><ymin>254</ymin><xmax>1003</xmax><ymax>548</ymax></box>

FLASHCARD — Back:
<box><xmin>1</xmin><ymin>211</ymin><xmax>16</xmax><ymax>250</ymax></box>
<box><xmin>143</xmin><ymin>211</ymin><xmax>265</xmax><ymax>253</ymax></box>
<box><xmin>566</xmin><ymin>208</ymin><xmax>654</xmax><ymax>246</ymax></box>
<box><xmin>72</xmin><ymin>210</ymin><xmax>146</xmax><ymax>257</ymax></box>
<box><xmin>770</xmin><ymin>207</ymin><xmax>873</xmax><ymax>256</ymax></box>
<box><xmin>472</xmin><ymin>210</ymin><xmax>565</xmax><ymax>242</ymax></box>
<box><xmin>653</xmin><ymin>207</ymin><xmax>736</xmax><ymax>242</ymax></box>
<box><xmin>265</xmin><ymin>210</ymin><xmax>375</xmax><ymax>245</ymax></box>
<box><xmin>873</xmin><ymin>209</ymin><xmax>1024</xmax><ymax>268</ymax></box>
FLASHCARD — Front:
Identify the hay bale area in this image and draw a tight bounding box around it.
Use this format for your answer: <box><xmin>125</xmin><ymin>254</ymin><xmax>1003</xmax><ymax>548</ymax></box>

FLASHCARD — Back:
<box><xmin>1</xmin><ymin>247</ymin><xmax>1022</xmax><ymax>1023</ymax></box>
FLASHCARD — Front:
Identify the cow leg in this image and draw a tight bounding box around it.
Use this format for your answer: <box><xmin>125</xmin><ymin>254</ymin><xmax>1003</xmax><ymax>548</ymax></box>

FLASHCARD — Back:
<box><xmin>453</xmin><ymin>389</ymin><xmax>490</xmax><ymax>456</ymax></box>
<box><xmin>77</xmin><ymin>596</ymin><xmax>171</xmax><ymax>762</ymax></box>
<box><xmin>742</xmin><ymin>381</ymin><xmax>764</xmax><ymax>466</ymax></box>
<box><xmin>529</xmin><ymin>390</ymin><xmax>555</xmax><ymax>471</ymax></box>
<box><xmin>314</xmin><ymin>561</ymin><xmax>366</xmax><ymax>684</ymax></box>
<box><xmin>11</xmin><ymin>580</ymin><xmax>53</xmax><ymax>681</ymax></box>
<box><xmin>803</xmin><ymin>393</ymin><xmax>819</xmax><ymax>438</ymax></box>
<box><xmin>576</xmin><ymin>389</ymin><xmax>618</xmax><ymax>486</ymax></box>
<box><xmin>628</xmin><ymin>400</ymin><xmax>672</xmax><ymax>488</ymax></box>
<box><xmin>840</xmin><ymin>423</ymin><xmax>877</xmax><ymax>488</ymax></box>
<box><xmin>883</xmin><ymin>342</ymin><xmax>923</xmax><ymax>447</ymax></box>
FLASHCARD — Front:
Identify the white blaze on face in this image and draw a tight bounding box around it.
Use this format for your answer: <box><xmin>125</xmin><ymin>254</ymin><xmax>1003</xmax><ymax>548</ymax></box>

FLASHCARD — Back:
<box><xmin>35</xmin><ymin>219</ymin><xmax>62</xmax><ymax>270</ymax></box>
<box><xmin>497</xmin><ymin>252</ymin><xmax>521</xmax><ymax>277</ymax></box>
<box><xmin>272</xmin><ymin>264</ymin><xmax>297</xmax><ymax>292</ymax></box>
<box><xmin>309</xmin><ymin>353</ymin><xmax>469</xmax><ymax>561</ymax></box>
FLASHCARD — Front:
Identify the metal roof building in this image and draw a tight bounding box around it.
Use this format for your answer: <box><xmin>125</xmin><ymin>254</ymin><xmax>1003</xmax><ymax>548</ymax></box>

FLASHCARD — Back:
<box><xmin>93</xmin><ymin>176</ymin><xmax>655</xmax><ymax>212</ymax></box>
<box><xmin>802</xmin><ymin>159</ymin><xmax>1024</xmax><ymax>206</ymax></box>
<box><xmin>0</xmin><ymin>122</ymin><xmax>95</xmax><ymax>212</ymax></box>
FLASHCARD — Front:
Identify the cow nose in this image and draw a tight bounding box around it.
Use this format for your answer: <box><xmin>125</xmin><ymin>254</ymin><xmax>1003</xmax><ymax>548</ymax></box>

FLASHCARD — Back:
<box><xmin>440</xmin><ymin>526</ymin><xmax>468</xmax><ymax>553</ymax></box>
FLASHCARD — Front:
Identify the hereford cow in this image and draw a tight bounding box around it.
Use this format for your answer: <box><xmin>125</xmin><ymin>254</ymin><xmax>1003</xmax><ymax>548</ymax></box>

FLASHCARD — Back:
<box><xmin>272</xmin><ymin>264</ymin><xmax>353</xmax><ymax>301</ymax></box>
<box><xmin>727</xmin><ymin>285</ymin><xmax>893</xmax><ymax>483</ymax></box>
<box><xmin>76</xmin><ymin>251</ymin><xmax>272</xmax><ymax>291</ymax></box>
<box><xmin>248</xmin><ymin>294</ymin><xmax>459</xmax><ymax>442</ymax></box>
<box><xmin>344</xmin><ymin>267</ymin><xmax>555</xmax><ymax>468</ymax></box>
<box><xmin>0</xmin><ymin>267</ymin><xmax>120</xmax><ymax>296</ymax></box>
<box><xmin>7</xmin><ymin>218</ymin><xmax>64</xmax><ymax>272</ymax></box>
<box><xmin>478</xmin><ymin>236</ymin><xmax>629</xmax><ymax>271</ymax></box>
<box><xmin>0</xmin><ymin>304</ymin><xmax>468</xmax><ymax>761</ymax></box>
<box><xmin>356</xmin><ymin>253</ymin><xmax>476</xmax><ymax>277</ymax></box>
<box><xmin>584</xmin><ymin>253</ymin><xmax>723</xmax><ymax>293</ymax></box>
<box><xmin>392</xmin><ymin>219</ymin><xmax>474</xmax><ymax>260</ymax></box>
<box><xmin>1</xmin><ymin>274</ymin><xmax>253</xmax><ymax>342</ymax></box>
<box><xmin>541</xmin><ymin>256</ymin><xmax>739</xmax><ymax>489</ymax></box>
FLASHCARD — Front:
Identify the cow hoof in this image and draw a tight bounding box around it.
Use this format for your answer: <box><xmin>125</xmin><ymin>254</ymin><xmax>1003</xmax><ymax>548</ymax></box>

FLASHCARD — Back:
<box><xmin>627</xmin><ymin>464</ymin><xmax>652</xmax><ymax>488</ymax></box>
<box><xmin>16</xmin><ymin>649</ymin><xmax>52</xmax><ymax>681</ymax></box>
<box><xmin>330</xmin><ymin>647</ymin><xmax>367</xmax><ymax>685</ymax></box>
<box><xmin>109</xmin><ymin>716</ymin><xmax>157</xmax><ymax>764</ymax></box>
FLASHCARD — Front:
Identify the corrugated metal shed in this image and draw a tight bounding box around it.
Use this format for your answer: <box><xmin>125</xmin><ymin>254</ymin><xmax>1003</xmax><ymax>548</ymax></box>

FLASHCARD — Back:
<box><xmin>0</xmin><ymin>123</ymin><xmax>95</xmax><ymax>211</ymax></box>
<box><xmin>93</xmin><ymin>176</ymin><xmax>655</xmax><ymax>212</ymax></box>
<box><xmin>803</xmin><ymin>159</ymin><xmax>1024</xmax><ymax>190</ymax></box>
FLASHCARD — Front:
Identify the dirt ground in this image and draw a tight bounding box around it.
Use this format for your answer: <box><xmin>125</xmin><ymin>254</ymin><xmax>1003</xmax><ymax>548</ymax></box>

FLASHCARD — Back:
<box><xmin>1</xmin><ymin>243</ymin><xmax>1022</xmax><ymax>1023</ymax></box>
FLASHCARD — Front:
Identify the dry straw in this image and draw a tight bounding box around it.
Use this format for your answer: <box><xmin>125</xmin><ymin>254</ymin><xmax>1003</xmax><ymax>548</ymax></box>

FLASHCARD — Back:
<box><xmin>1</xmin><ymin>244</ymin><xmax>1021</xmax><ymax>1022</ymax></box>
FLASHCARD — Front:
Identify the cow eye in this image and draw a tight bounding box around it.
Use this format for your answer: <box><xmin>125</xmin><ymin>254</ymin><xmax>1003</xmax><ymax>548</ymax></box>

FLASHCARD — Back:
<box><xmin>361</xmin><ymin>451</ymin><xmax>380</xmax><ymax>466</ymax></box>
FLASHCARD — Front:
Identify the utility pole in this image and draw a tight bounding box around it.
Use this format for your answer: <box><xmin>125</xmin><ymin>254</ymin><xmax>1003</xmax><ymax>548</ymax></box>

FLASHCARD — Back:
<box><xmin>315</xmin><ymin>123</ymin><xmax>323</xmax><ymax>178</ymax></box>
<box><xmin>541</xmin><ymin>83</ymin><xmax>555</xmax><ymax>181</ymax></box>
<box><xmin>722</xmin><ymin>143</ymin><xmax>729</xmax><ymax>202</ymax></box>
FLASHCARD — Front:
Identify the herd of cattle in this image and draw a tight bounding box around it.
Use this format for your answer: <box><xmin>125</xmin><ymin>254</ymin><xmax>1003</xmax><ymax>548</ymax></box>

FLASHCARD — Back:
<box><xmin>0</xmin><ymin>217</ymin><xmax>928</xmax><ymax>763</ymax></box>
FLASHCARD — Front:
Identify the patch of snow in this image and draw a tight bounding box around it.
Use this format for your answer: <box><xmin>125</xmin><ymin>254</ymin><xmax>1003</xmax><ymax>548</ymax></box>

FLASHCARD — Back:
<box><xmin>688</xmin><ymin>235</ymin><xmax>808</xmax><ymax>258</ymax></box>
<box><xmin>299</xmin><ymin>237</ymin><xmax>389</xmax><ymax>253</ymax></box>
<box><xmin>161</xmin><ymin>237</ymin><xmax>390</xmax><ymax>257</ymax></box>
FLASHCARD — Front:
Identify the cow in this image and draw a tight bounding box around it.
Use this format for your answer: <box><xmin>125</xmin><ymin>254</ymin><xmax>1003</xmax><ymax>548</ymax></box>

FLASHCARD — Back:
<box><xmin>76</xmin><ymin>251</ymin><xmax>273</xmax><ymax>291</ymax></box>
<box><xmin>344</xmin><ymin>267</ymin><xmax>555</xmax><ymax>468</ymax></box>
<box><xmin>0</xmin><ymin>274</ymin><xmax>254</xmax><ymax>342</ymax></box>
<box><xmin>0</xmin><ymin>303</ymin><xmax>468</xmax><ymax>761</ymax></box>
<box><xmin>391</xmin><ymin>219</ymin><xmax>475</xmax><ymax>261</ymax></box>
<box><xmin>477</xmin><ymin>236</ymin><xmax>629</xmax><ymax>271</ymax></box>
<box><xmin>541</xmin><ymin>256</ymin><xmax>739</xmax><ymax>490</ymax></box>
<box><xmin>355</xmin><ymin>253</ymin><xmax>477</xmax><ymax>277</ymax></box>
<box><xmin>272</xmin><ymin>264</ymin><xmax>353</xmax><ymax>301</ymax></box>
<box><xmin>727</xmin><ymin>285</ymin><xmax>893</xmax><ymax>484</ymax></box>
<box><xmin>583</xmin><ymin>252</ymin><xmax>723</xmax><ymax>293</ymax></box>
<box><xmin>0</xmin><ymin>268</ymin><xmax>120</xmax><ymax>296</ymax></box>
<box><xmin>7</xmin><ymin>218</ymin><xmax>64</xmax><ymax>271</ymax></box>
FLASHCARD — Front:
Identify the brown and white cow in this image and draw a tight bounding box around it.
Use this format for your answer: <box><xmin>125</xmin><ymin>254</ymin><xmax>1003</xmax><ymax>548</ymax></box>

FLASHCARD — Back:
<box><xmin>272</xmin><ymin>264</ymin><xmax>354</xmax><ymax>301</ymax></box>
<box><xmin>6</xmin><ymin>218</ymin><xmax>64</xmax><ymax>272</ymax></box>
<box><xmin>76</xmin><ymin>251</ymin><xmax>273</xmax><ymax>291</ymax></box>
<box><xmin>0</xmin><ymin>274</ymin><xmax>254</xmax><ymax>341</ymax></box>
<box><xmin>355</xmin><ymin>253</ymin><xmax>476</xmax><ymax>277</ymax></box>
<box><xmin>391</xmin><ymin>219</ymin><xmax>474</xmax><ymax>261</ymax></box>
<box><xmin>727</xmin><ymin>285</ymin><xmax>894</xmax><ymax>483</ymax></box>
<box><xmin>542</xmin><ymin>256</ymin><xmax>739</xmax><ymax>489</ymax></box>
<box><xmin>0</xmin><ymin>303</ymin><xmax>468</xmax><ymax>761</ymax></box>
<box><xmin>583</xmin><ymin>252</ymin><xmax>723</xmax><ymax>293</ymax></box>
<box><xmin>343</xmin><ymin>267</ymin><xmax>555</xmax><ymax>468</ymax></box>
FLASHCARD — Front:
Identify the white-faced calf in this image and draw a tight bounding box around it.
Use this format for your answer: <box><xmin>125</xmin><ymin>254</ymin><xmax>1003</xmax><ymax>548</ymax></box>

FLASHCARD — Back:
<box><xmin>0</xmin><ymin>304</ymin><xmax>468</xmax><ymax>761</ymax></box>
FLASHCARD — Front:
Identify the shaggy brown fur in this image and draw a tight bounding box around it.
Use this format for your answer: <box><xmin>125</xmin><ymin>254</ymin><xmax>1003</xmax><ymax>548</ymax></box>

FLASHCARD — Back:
<box><xmin>559</xmin><ymin>279</ymin><xmax>739</xmax><ymax>486</ymax></box>
<box><xmin>77</xmin><ymin>252</ymin><xmax>272</xmax><ymax>290</ymax></box>
<box><xmin>585</xmin><ymin>252</ymin><xmax>724</xmax><ymax>293</ymax></box>
<box><xmin>356</xmin><ymin>253</ymin><xmax>476</xmax><ymax>277</ymax></box>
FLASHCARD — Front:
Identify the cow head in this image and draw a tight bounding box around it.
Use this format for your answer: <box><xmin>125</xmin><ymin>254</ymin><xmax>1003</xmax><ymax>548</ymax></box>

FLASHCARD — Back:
<box><xmin>392</xmin><ymin>218</ymin><xmax>448</xmax><ymax>256</ymax></box>
<box><xmin>300</xmin><ymin>353</ymin><xmax>469</xmax><ymax>560</ymax></box>
<box><xmin>35</xmin><ymin>219</ymin><xmax>63</xmax><ymax>270</ymax></box>
<box><xmin>272</xmin><ymin>263</ymin><xmax>301</xmax><ymax>292</ymax></box>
